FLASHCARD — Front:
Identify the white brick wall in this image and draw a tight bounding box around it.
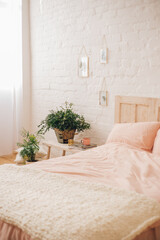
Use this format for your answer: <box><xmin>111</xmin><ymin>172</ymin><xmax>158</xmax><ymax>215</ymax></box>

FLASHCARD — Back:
<box><xmin>30</xmin><ymin>0</ymin><xmax>160</xmax><ymax>146</ymax></box>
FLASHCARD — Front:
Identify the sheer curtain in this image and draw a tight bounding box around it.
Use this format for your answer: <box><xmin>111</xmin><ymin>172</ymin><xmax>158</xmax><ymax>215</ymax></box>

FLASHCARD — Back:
<box><xmin>0</xmin><ymin>0</ymin><xmax>22</xmax><ymax>156</ymax></box>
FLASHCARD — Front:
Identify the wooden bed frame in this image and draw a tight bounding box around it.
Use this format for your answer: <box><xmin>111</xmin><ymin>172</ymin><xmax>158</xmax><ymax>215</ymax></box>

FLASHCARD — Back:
<box><xmin>115</xmin><ymin>95</ymin><xmax>160</xmax><ymax>123</ymax></box>
<box><xmin>115</xmin><ymin>95</ymin><xmax>160</xmax><ymax>240</ymax></box>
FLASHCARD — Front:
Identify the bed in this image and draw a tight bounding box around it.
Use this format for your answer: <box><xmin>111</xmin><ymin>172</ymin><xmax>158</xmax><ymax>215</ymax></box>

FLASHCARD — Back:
<box><xmin>0</xmin><ymin>96</ymin><xmax>160</xmax><ymax>240</ymax></box>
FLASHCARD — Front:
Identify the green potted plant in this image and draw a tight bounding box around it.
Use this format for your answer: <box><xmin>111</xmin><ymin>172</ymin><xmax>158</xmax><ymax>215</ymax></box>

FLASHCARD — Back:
<box><xmin>38</xmin><ymin>102</ymin><xmax>90</xmax><ymax>144</ymax></box>
<box><xmin>17</xmin><ymin>129</ymin><xmax>42</xmax><ymax>162</ymax></box>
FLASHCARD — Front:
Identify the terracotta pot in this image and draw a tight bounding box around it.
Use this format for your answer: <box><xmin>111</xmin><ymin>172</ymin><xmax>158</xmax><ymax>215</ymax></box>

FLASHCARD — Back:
<box><xmin>54</xmin><ymin>128</ymin><xmax>76</xmax><ymax>144</ymax></box>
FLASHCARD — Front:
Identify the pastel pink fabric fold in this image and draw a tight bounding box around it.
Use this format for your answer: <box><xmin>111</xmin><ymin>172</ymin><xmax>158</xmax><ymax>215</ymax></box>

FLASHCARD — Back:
<box><xmin>1</xmin><ymin>142</ymin><xmax>160</xmax><ymax>239</ymax></box>
<box><xmin>152</xmin><ymin>129</ymin><xmax>160</xmax><ymax>156</ymax></box>
<box><xmin>107</xmin><ymin>122</ymin><xmax>160</xmax><ymax>151</ymax></box>
<box><xmin>30</xmin><ymin>142</ymin><xmax>160</xmax><ymax>201</ymax></box>
<box><xmin>0</xmin><ymin>220</ymin><xmax>32</xmax><ymax>240</ymax></box>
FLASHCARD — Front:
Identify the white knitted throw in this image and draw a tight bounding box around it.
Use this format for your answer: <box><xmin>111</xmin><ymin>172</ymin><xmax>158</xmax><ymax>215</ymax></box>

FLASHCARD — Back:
<box><xmin>0</xmin><ymin>164</ymin><xmax>160</xmax><ymax>240</ymax></box>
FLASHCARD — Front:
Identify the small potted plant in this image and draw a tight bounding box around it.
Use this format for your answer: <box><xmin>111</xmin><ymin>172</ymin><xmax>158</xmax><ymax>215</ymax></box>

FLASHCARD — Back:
<box><xmin>17</xmin><ymin>129</ymin><xmax>42</xmax><ymax>162</ymax></box>
<box><xmin>38</xmin><ymin>102</ymin><xmax>90</xmax><ymax>144</ymax></box>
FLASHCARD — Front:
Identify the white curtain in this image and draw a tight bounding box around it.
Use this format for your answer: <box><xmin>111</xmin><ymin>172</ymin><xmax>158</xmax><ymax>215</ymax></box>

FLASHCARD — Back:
<box><xmin>0</xmin><ymin>0</ymin><xmax>22</xmax><ymax>156</ymax></box>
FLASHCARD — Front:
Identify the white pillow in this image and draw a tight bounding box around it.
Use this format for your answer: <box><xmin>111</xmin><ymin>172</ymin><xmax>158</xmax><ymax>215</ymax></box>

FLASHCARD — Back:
<box><xmin>36</xmin><ymin>146</ymin><xmax>47</xmax><ymax>159</ymax></box>
<box><xmin>15</xmin><ymin>147</ymin><xmax>23</xmax><ymax>153</ymax></box>
<box><xmin>14</xmin><ymin>152</ymin><xmax>26</xmax><ymax>164</ymax></box>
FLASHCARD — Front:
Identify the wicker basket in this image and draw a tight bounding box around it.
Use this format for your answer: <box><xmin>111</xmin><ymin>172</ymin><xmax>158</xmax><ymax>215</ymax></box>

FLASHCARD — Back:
<box><xmin>54</xmin><ymin>128</ymin><xmax>76</xmax><ymax>144</ymax></box>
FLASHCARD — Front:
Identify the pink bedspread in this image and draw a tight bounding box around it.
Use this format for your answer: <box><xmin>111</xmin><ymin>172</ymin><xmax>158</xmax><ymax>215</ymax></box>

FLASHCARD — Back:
<box><xmin>1</xmin><ymin>142</ymin><xmax>160</xmax><ymax>239</ymax></box>
<box><xmin>31</xmin><ymin>142</ymin><xmax>160</xmax><ymax>202</ymax></box>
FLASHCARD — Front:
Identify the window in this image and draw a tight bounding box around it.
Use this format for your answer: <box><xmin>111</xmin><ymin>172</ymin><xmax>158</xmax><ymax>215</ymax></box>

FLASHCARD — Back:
<box><xmin>0</xmin><ymin>0</ymin><xmax>22</xmax><ymax>90</ymax></box>
<box><xmin>0</xmin><ymin>0</ymin><xmax>22</xmax><ymax>155</ymax></box>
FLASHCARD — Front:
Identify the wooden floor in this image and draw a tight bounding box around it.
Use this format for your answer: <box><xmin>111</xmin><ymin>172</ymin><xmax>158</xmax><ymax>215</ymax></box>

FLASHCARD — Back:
<box><xmin>0</xmin><ymin>153</ymin><xmax>16</xmax><ymax>165</ymax></box>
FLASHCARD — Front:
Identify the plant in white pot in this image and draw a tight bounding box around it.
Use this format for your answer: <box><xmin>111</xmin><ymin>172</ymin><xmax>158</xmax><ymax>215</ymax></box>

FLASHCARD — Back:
<box><xmin>38</xmin><ymin>102</ymin><xmax>90</xmax><ymax>144</ymax></box>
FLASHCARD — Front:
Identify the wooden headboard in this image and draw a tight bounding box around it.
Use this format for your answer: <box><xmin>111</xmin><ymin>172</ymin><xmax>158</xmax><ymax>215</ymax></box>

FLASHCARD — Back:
<box><xmin>115</xmin><ymin>96</ymin><xmax>160</xmax><ymax>123</ymax></box>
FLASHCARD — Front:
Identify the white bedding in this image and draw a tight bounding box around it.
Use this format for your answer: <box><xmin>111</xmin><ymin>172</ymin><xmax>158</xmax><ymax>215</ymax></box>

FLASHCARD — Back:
<box><xmin>0</xmin><ymin>164</ymin><xmax>160</xmax><ymax>240</ymax></box>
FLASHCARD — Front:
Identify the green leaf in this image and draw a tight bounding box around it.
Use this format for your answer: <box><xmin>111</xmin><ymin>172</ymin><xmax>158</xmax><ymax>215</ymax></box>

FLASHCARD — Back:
<box><xmin>17</xmin><ymin>129</ymin><xmax>42</xmax><ymax>161</ymax></box>
<box><xmin>38</xmin><ymin>102</ymin><xmax>90</xmax><ymax>134</ymax></box>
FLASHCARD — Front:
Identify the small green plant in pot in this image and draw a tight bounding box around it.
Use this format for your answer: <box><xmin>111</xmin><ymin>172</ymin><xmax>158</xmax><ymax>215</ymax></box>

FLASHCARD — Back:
<box><xmin>38</xmin><ymin>102</ymin><xmax>90</xmax><ymax>144</ymax></box>
<box><xmin>17</xmin><ymin>129</ymin><xmax>42</xmax><ymax>162</ymax></box>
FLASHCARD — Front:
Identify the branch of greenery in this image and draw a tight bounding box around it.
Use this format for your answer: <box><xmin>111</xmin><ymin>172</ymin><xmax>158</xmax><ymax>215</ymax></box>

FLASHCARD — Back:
<box><xmin>17</xmin><ymin>129</ymin><xmax>43</xmax><ymax>160</ymax></box>
<box><xmin>38</xmin><ymin>102</ymin><xmax>90</xmax><ymax>135</ymax></box>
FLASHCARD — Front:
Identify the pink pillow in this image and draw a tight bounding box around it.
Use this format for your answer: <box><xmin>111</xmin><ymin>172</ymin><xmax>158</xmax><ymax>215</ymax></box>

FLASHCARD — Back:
<box><xmin>107</xmin><ymin>122</ymin><xmax>160</xmax><ymax>151</ymax></box>
<box><xmin>152</xmin><ymin>129</ymin><xmax>160</xmax><ymax>155</ymax></box>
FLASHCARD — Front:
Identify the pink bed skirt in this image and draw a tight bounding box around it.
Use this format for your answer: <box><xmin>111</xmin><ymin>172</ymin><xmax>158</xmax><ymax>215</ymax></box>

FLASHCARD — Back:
<box><xmin>0</xmin><ymin>220</ymin><xmax>32</xmax><ymax>240</ymax></box>
<box><xmin>0</xmin><ymin>218</ymin><xmax>160</xmax><ymax>240</ymax></box>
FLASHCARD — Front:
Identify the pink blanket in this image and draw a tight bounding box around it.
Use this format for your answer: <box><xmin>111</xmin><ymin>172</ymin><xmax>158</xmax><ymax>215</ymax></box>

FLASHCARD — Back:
<box><xmin>1</xmin><ymin>142</ymin><xmax>160</xmax><ymax>239</ymax></box>
<box><xmin>31</xmin><ymin>142</ymin><xmax>160</xmax><ymax>201</ymax></box>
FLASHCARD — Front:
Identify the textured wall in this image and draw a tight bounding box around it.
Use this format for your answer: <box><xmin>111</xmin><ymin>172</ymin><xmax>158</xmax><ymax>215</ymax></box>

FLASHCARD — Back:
<box><xmin>30</xmin><ymin>0</ymin><xmax>160</xmax><ymax>145</ymax></box>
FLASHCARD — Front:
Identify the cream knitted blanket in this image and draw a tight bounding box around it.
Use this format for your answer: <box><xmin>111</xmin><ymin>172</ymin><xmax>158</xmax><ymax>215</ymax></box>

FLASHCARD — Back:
<box><xmin>0</xmin><ymin>164</ymin><xmax>160</xmax><ymax>240</ymax></box>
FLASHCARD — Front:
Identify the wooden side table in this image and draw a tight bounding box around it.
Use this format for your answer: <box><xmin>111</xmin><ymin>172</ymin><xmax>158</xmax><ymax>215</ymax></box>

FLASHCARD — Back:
<box><xmin>43</xmin><ymin>141</ymin><xmax>83</xmax><ymax>159</ymax></box>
